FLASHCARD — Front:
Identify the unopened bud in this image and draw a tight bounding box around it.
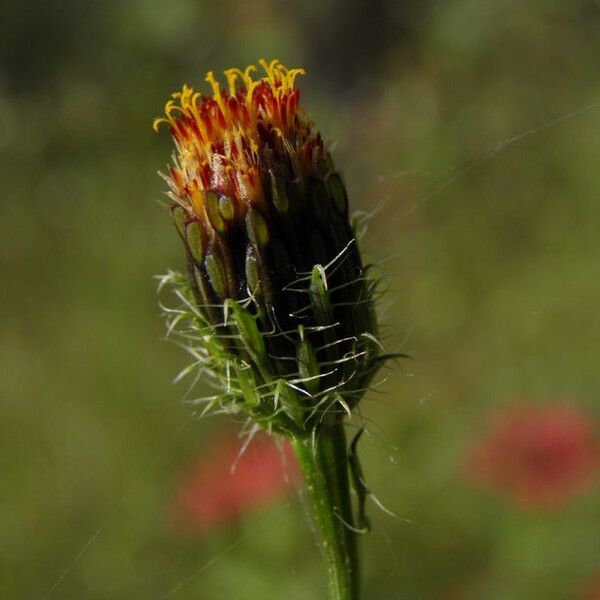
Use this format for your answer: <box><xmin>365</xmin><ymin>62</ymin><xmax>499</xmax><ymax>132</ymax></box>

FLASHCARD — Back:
<box><xmin>155</xmin><ymin>59</ymin><xmax>387</xmax><ymax>435</ymax></box>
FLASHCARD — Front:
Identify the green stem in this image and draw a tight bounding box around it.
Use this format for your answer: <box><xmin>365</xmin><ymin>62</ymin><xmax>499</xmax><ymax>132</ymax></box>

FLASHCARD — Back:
<box><xmin>292</xmin><ymin>423</ymin><xmax>360</xmax><ymax>600</ymax></box>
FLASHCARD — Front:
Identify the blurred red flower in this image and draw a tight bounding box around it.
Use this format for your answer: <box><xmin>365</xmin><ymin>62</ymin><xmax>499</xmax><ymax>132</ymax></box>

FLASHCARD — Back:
<box><xmin>174</xmin><ymin>433</ymin><xmax>300</xmax><ymax>535</ymax></box>
<box><xmin>583</xmin><ymin>575</ymin><xmax>600</xmax><ymax>600</ymax></box>
<box><xmin>465</xmin><ymin>404</ymin><xmax>599</xmax><ymax>509</ymax></box>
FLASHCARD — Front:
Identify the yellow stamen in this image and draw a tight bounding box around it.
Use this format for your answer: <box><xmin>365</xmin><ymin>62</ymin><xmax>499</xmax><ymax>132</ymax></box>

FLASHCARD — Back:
<box><xmin>258</xmin><ymin>58</ymin><xmax>273</xmax><ymax>81</ymax></box>
<box><xmin>245</xmin><ymin>79</ymin><xmax>261</xmax><ymax>110</ymax></box>
<box><xmin>243</xmin><ymin>64</ymin><xmax>257</xmax><ymax>87</ymax></box>
<box><xmin>224</xmin><ymin>69</ymin><xmax>241</xmax><ymax>96</ymax></box>
<box><xmin>287</xmin><ymin>68</ymin><xmax>306</xmax><ymax>89</ymax></box>
<box><xmin>153</xmin><ymin>116</ymin><xmax>168</xmax><ymax>132</ymax></box>
<box><xmin>205</xmin><ymin>71</ymin><xmax>227</xmax><ymax>114</ymax></box>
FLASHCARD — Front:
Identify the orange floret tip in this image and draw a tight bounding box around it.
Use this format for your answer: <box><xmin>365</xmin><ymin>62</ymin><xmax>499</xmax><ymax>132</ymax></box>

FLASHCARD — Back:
<box><xmin>154</xmin><ymin>59</ymin><xmax>324</xmax><ymax>223</ymax></box>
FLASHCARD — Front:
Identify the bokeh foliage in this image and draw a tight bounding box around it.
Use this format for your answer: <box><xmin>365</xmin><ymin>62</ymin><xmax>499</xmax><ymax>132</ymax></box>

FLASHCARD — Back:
<box><xmin>1</xmin><ymin>1</ymin><xmax>599</xmax><ymax>598</ymax></box>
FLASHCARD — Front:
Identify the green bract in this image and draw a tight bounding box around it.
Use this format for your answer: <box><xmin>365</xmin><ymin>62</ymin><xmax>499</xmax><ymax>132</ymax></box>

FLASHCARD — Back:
<box><xmin>160</xmin><ymin>167</ymin><xmax>383</xmax><ymax>437</ymax></box>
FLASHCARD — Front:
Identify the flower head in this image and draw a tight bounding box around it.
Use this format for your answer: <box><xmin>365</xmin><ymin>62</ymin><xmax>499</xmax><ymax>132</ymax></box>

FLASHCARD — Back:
<box><xmin>465</xmin><ymin>403</ymin><xmax>600</xmax><ymax>509</ymax></box>
<box><xmin>155</xmin><ymin>60</ymin><xmax>387</xmax><ymax>436</ymax></box>
<box><xmin>154</xmin><ymin>59</ymin><xmax>319</xmax><ymax>216</ymax></box>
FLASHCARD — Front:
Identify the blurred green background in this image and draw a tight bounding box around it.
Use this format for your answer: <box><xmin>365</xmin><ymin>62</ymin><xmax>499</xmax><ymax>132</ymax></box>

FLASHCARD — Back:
<box><xmin>2</xmin><ymin>1</ymin><xmax>600</xmax><ymax>598</ymax></box>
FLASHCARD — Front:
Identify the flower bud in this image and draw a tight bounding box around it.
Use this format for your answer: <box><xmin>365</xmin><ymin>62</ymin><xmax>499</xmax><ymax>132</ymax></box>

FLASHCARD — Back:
<box><xmin>155</xmin><ymin>60</ymin><xmax>385</xmax><ymax>435</ymax></box>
